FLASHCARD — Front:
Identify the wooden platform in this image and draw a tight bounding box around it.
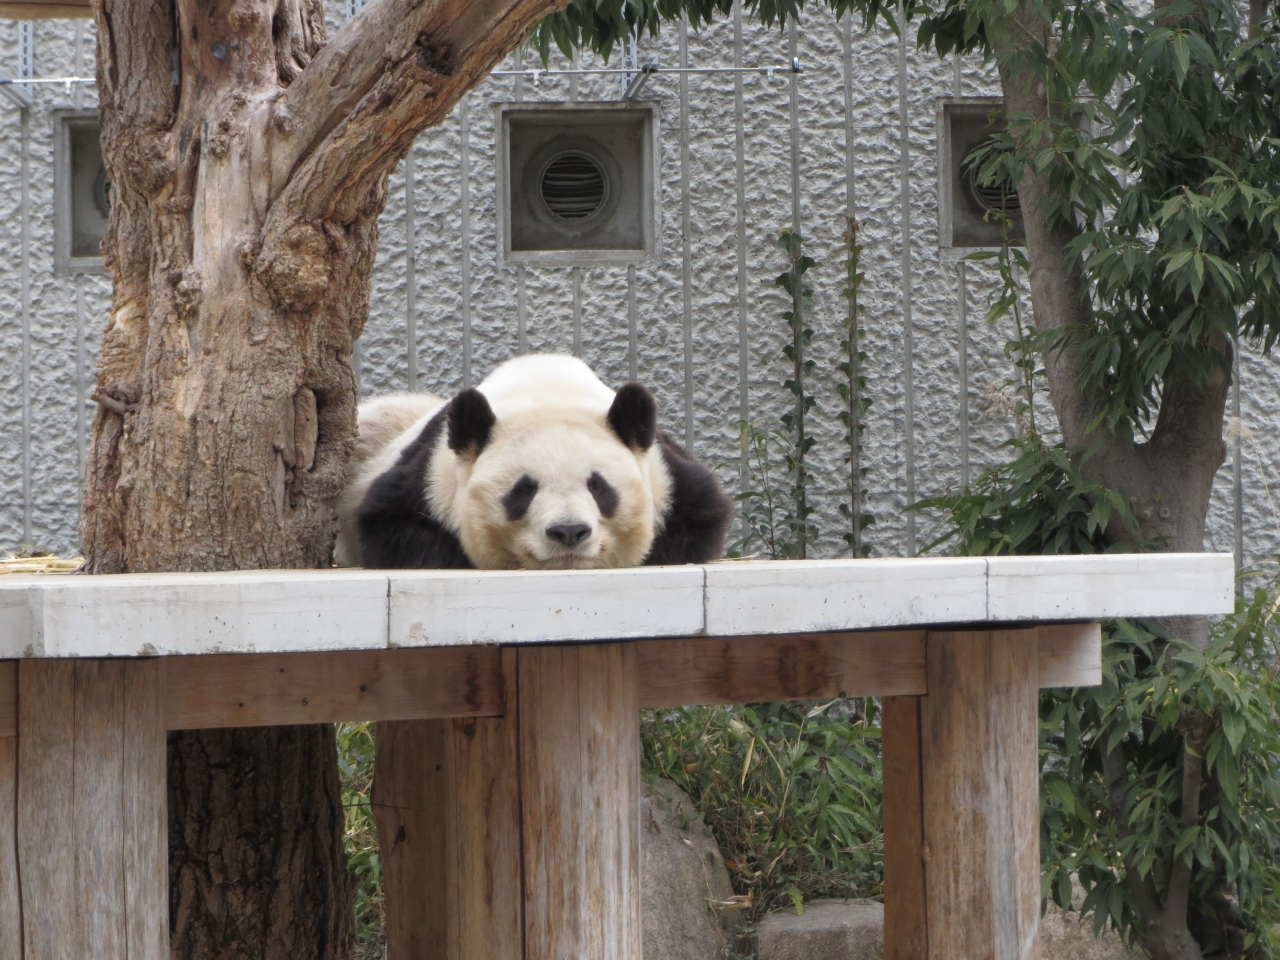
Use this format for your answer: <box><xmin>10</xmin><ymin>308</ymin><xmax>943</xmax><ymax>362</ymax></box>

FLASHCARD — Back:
<box><xmin>0</xmin><ymin>554</ymin><xmax>1235</xmax><ymax>960</ymax></box>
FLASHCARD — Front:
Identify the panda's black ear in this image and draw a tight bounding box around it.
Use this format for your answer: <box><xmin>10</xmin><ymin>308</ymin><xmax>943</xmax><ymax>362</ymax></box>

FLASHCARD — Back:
<box><xmin>448</xmin><ymin>389</ymin><xmax>495</xmax><ymax>459</ymax></box>
<box><xmin>607</xmin><ymin>383</ymin><xmax>657</xmax><ymax>451</ymax></box>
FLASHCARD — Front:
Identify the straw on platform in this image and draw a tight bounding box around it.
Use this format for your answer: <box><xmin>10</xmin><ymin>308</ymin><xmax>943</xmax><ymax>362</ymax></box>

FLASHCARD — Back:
<box><xmin>0</xmin><ymin>550</ymin><xmax>84</xmax><ymax>574</ymax></box>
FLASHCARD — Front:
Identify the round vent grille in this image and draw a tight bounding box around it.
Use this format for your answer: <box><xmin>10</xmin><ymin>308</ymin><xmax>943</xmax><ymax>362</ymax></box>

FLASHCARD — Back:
<box><xmin>965</xmin><ymin>159</ymin><xmax>1021</xmax><ymax>218</ymax></box>
<box><xmin>540</xmin><ymin>151</ymin><xmax>608</xmax><ymax>221</ymax></box>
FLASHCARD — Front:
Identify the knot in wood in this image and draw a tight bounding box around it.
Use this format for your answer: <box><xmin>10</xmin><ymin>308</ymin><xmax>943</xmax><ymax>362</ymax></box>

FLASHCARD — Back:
<box><xmin>255</xmin><ymin>222</ymin><xmax>332</xmax><ymax>313</ymax></box>
<box><xmin>272</xmin><ymin>106</ymin><xmax>296</xmax><ymax>136</ymax></box>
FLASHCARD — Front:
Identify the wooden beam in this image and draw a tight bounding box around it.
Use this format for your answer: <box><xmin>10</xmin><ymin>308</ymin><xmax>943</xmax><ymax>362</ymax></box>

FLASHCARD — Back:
<box><xmin>637</xmin><ymin>631</ymin><xmax>928</xmax><ymax>707</ymax></box>
<box><xmin>0</xmin><ymin>625</ymin><xmax>1101</xmax><ymax>734</ymax></box>
<box><xmin>2</xmin><ymin>625</ymin><xmax>1101</xmax><ymax>734</ymax></box>
<box><xmin>0</xmin><ymin>662</ymin><xmax>12</xmax><ymax>738</ymax></box>
<box><xmin>519</xmin><ymin>643</ymin><xmax>641</xmax><ymax>960</ymax></box>
<box><xmin>921</xmin><ymin>629</ymin><xmax>1040</xmax><ymax>960</ymax></box>
<box><xmin>0</xmin><ymin>1</ymin><xmax>91</xmax><ymax>17</ymax></box>
<box><xmin>124</xmin><ymin>661</ymin><xmax>168</xmax><ymax>960</ymax></box>
<box><xmin>374</xmin><ymin>654</ymin><xmax>522</xmax><ymax>960</ymax></box>
<box><xmin>17</xmin><ymin>659</ymin><xmax>76</xmax><ymax>960</ymax></box>
<box><xmin>16</xmin><ymin>659</ymin><xmax>168</xmax><ymax>960</ymax></box>
<box><xmin>0</xmin><ymin>735</ymin><xmax>18</xmax><ymax>960</ymax></box>
<box><xmin>162</xmin><ymin>646</ymin><xmax>506</xmax><ymax>729</ymax></box>
<box><xmin>881</xmin><ymin>696</ymin><xmax>929</xmax><ymax>960</ymax></box>
<box><xmin>1037</xmin><ymin>622</ymin><xmax>1102</xmax><ymax>687</ymax></box>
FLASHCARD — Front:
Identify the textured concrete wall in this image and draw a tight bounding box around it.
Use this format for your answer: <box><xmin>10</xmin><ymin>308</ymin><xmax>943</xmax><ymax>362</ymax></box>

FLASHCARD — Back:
<box><xmin>0</xmin><ymin>8</ymin><xmax>1276</xmax><ymax>572</ymax></box>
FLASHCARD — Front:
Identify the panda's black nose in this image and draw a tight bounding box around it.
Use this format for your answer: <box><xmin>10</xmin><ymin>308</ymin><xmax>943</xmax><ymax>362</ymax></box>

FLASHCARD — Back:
<box><xmin>546</xmin><ymin>523</ymin><xmax>592</xmax><ymax>546</ymax></box>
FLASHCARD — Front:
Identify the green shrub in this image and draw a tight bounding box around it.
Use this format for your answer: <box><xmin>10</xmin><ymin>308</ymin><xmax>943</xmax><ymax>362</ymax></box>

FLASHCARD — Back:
<box><xmin>640</xmin><ymin>700</ymin><xmax>884</xmax><ymax>919</ymax></box>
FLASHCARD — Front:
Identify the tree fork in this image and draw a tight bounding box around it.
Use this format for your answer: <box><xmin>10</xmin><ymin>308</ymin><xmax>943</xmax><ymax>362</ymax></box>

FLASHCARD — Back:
<box><xmin>83</xmin><ymin>0</ymin><xmax>570</xmax><ymax>956</ymax></box>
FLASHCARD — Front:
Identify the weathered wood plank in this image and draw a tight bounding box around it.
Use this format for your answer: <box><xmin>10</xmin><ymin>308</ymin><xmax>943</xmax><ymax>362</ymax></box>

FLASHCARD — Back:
<box><xmin>881</xmin><ymin>696</ymin><xmax>928</xmax><ymax>960</ymax></box>
<box><xmin>0</xmin><ymin>735</ymin><xmax>20</xmax><ymax>960</ymax></box>
<box><xmin>123</xmin><ymin>661</ymin><xmax>167</xmax><ymax>960</ymax></box>
<box><xmin>921</xmin><ymin>629</ymin><xmax>1040</xmax><ymax>960</ymax></box>
<box><xmin>163</xmin><ymin>646</ymin><xmax>505</xmax><ymax>729</ymax></box>
<box><xmin>17</xmin><ymin>659</ymin><xmax>77</xmax><ymax>960</ymax></box>
<box><xmin>1038</xmin><ymin>622</ymin><xmax>1102</xmax><ymax>687</ymax></box>
<box><xmin>374</xmin><ymin>652</ymin><xmax>521</xmax><ymax>960</ymax></box>
<box><xmin>638</xmin><ymin>631</ymin><xmax>928</xmax><ymax>707</ymax></box>
<box><xmin>0</xmin><ymin>662</ymin><xmax>13</xmax><ymax>737</ymax></box>
<box><xmin>519</xmin><ymin>643</ymin><xmax>641</xmax><ymax>960</ymax></box>
<box><xmin>0</xmin><ymin>0</ymin><xmax>91</xmax><ymax>17</ymax></box>
<box><xmin>374</xmin><ymin>718</ymin><xmax>451</xmax><ymax>959</ymax></box>
<box><xmin>74</xmin><ymin>661</ymin><xmax>128</xmax><ymax>960</ymax></box>
<box><xmin>445</xmin><ymin>648</ymin><xmax>521</xmax><ymax>960</ymax></box>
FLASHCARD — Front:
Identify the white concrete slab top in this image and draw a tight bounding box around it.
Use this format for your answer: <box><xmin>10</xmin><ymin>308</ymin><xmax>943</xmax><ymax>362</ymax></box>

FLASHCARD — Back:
<box><xmin>0</xmin><ymin>553</ymin><xmax>1235</xmax><ymax>658</ymax></box>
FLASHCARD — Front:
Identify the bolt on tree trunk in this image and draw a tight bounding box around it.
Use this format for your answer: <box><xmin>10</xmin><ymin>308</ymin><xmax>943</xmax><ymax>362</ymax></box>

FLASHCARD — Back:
<box><xmin>81</xmin><ymin>0</ymin><xmax>569</xmax><ymax>955</ymax></box>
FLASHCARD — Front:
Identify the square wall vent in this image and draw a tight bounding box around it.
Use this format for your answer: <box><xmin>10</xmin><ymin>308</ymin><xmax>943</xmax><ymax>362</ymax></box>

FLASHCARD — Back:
<box><xmin>937</xmin><ymin>98</ymin><xmax>1025</xmax><ymax>256</ymax></box>
<box><xmin>496</xmin><ymin>101</ymin><xmax>660</xmax><ymax>268</ymax></box>
<box><xmin>54</xmin><ymin>110</ymin><xmax>109</xmax><ymax>275</ymax></box>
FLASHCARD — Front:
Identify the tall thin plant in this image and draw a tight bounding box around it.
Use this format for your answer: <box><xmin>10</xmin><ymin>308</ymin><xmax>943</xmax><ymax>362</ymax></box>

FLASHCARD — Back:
<box><xmin>775</xmin><ymin>228</ymin><xmax>819</xmax><ymax>557</ymax></box>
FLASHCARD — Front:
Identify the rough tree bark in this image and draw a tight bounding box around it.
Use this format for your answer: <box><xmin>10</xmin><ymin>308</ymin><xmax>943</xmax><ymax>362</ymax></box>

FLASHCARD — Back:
<box><xmin>999</xmin><ymin>10</ymin><xmax>1229</xmax><ymax>960</ymax></box>
<box><xmin>82</xmin><ymin>0</ymin><xmax>568</xmax><ymax>955</ymax></box>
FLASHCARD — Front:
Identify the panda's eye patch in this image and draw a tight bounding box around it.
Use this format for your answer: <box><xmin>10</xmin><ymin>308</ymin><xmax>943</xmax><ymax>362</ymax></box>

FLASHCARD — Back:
<box><xmin>587</xmin><ymin>471</ymin><xmax>619</xmax><ymax>518</ymax></box>
<box><xmin>503</xmin><ymin>475</ymin><xmax>539</xmax><ymax>521</ymax></box>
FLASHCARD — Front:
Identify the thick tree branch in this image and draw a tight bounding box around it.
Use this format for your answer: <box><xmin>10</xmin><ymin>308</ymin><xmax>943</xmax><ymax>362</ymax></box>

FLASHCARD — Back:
<box><xmin>255</xmin><ymin>0</ymin><xmax>565</xmax><ymax>310</ymax></box>
<box><xmin>997</xmin><ymin>14</ymin><xmax>1136</xmax><ymax>472</ymax></box>
<box><xmin>268</xmin><ymin>0</ymin><xmax>559</xmax><ymax>193</ymax></box>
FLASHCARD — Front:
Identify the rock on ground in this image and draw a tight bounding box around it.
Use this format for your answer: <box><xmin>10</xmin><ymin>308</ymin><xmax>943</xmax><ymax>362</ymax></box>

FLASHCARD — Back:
<box><xmin>756</xmin><ymin>901</ymin><xmax>885</xmax><ymax>960</ymax></box>
<box><xmin>754</xmin><ymin>899</ymin><xmax>1145</xmax><ymax>960</ymax></box>
<box><xmin>642</xmin><ymin>778</ymin><xmax>746</xmax><ymax>960</ymax></box>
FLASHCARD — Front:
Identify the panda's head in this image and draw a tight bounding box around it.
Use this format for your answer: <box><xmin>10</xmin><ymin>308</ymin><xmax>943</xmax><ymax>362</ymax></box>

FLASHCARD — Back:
<box><xmin>434</xmin><ymin>383</ymin><xmax>667</xmax><ymax>570</ymax></box>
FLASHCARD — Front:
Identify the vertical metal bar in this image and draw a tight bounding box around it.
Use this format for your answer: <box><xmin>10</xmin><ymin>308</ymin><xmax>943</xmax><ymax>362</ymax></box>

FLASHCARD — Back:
<box><xmin>627</xmin><ymin>265</ymin><xmax>638</xmax><ymax>381</ymax></box>
<box><xmin>786</xmin><ymin>16</ymin><xmax>806</xmax><ymax>557</ymax></box>
<box><xmin>74</xmin><ymin>21</ymin><xmax>87</xmax><ymax>494</ymax></box>
<box><xmin>570</xmin><ymin>49</ymin><xmax>582</xmax><ymax>357</ymax></box>
<box><xmin>842</xmin><ymin>12</ymin><xmax>863</xmax><ymax>556</ymax></box>
<box><xmin>18</xmin><ymin>24</ymin><xmax>33</xmax><ymax>544</ymax></box>
<box><xmin>733</xmin><ymin>0</ymin><xmax>748</xmax><ymax>427</ymax></box>
<box><xmin>785</xmin><ymin>18</ymin><xmax>804</xmax><ymax>234</ymax></box>
<box><xmin>679</xmin><ymin>19</ymin><xmax>694</xmax><ymax>450</ymax></box>
<box><xmin>460</xmin><ymin>92</ymin><xmax>473</xmax><ymax>387</ymax></box>
<box><xmin>572</xmin><ymin>269</ymin><xmax>582</xmax><ymax>356</ymax></box>
<box><xmin>405</xmin><ymin>142</ymin><xmax>418</xmax><ymax>391</ymax></box>
<box><xmin>1233</xmin><ymin>337</ymin><xmax>1243</xmax><ymax>580</ymax></box>
<box><xmin>897</xmin><ymin>0</ymin><xmax>917</xmax><ymax>556</ymax></box>
<box><xmin>953</xmin><ymin>55</ymin><xmax>969</xmax><ymax>487</ymax></box>
<box><xmin>20</xmin><ymin>99</ymin><xmax>31</xmax><ymax>544</ymax></box>
<box><xmin>515</xmin><ymin>45</ymin><xmax>528</xmax><ymax>354</ymax></box>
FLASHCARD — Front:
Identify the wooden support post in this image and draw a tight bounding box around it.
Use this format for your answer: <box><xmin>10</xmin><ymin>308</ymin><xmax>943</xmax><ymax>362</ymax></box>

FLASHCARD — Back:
<box><xmin>0</xmin><ymin>732</ymin><xmax>19</xmax><ymax>960</ymax></box>
<box><xmin>920</xmin><ymin>629</ymin><xmax>1040</xmax><ymax>960</ymax></box>
<box><xmin>374</xmin><ymin>649</ymin><xmax>522</xmax><ymax>960</ymax></box>
<box><xmin>15</xmin><ymin>659</ymin><xmax>168</xmax><ymax>960</ymax></box>
<box><xmin>518</xmin><ymin>642</ymin><xmax>641</xmax><ymax>960</ymax></box>
<box><xmin>881</xmin><ymin>695</ymin><xmax>928</xmax><ymax>960</ymax></box>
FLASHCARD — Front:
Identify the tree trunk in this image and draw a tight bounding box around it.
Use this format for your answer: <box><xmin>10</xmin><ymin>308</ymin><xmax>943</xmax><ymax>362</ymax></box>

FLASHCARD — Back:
<box><xmin>82</xmin><ymin>0</ymin><xmax>568</xmax><ymax>955</ymax></box>
<box><xmin>168</xmin><ymin>726</ymin><xmax>354</xmax><ymax>960</ymax></box>
<box><xmin>997</xmin><ymin>10</ymin><xmax>1229</xmax><ymax>959</ymax></box>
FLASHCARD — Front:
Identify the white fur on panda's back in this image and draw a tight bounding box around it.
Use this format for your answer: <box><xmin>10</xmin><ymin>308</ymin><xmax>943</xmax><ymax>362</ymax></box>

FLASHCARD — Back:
<box><xmin>334</xmin><ymin>392</ymin><xmax>445</xmax><ymax>566</ymax></box>
<box><xmin>476</xmin><ymin>354</ymin><xmax>615</xmax><ymax>419</ymax></box>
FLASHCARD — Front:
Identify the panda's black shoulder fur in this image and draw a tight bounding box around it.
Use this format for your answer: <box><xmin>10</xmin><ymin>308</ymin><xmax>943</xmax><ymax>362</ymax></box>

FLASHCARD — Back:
<box><xmin>644</xmin><ymin>432</ymin><xmax>733</xmax><ymax>566</ymax></box>
<box><xmin>355</xmin><ymin>403</ymin><xmax>473</xmax><ymax>570</ymax></box>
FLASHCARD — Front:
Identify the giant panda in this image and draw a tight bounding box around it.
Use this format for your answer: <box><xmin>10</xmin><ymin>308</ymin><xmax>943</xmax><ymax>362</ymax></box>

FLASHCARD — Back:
<box><xmin>335</xmin><ymin>354</ymin><xmax>733</xmax><ymax>570</ymax></box>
